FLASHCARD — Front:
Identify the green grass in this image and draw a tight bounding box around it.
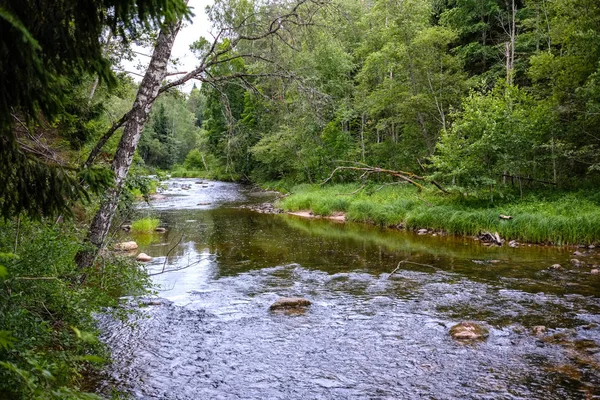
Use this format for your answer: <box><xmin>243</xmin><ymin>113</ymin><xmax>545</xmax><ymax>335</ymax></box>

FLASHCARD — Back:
<box><xmin>131</xmin><ymin>217</ymin><xmax>160</xmax><ymax>233</ymax></box>
<box><xmin>278</xmin><ymin>184</ymin><xmax>600</xmax><ymax>245</ymax></box>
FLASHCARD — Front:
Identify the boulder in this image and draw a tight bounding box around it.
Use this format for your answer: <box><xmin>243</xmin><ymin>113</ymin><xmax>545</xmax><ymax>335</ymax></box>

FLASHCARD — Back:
<box><xmin>154</xmin><ymin>227</ymin><xmax>167</xmax><ymax>233</ymax></box>
<box><xmin>570</xmin><ymin>259</ymin><xmax>583</xmax><ymax>266</ymax></box>
<box><xmin>114</xmin><ymin>241</ymin><xmax>138</xmax><ymax>251</ymax></box>
<box><xmin>417</xmin><ymin>229</ymin><xmax>428</xmax><ymax>235</ymax></box>
<box><xmin>269</xmin><ymin>297</ymin><xmax>312</xmax><ymax>311</ymax></box>
<box><xmin>573</xmin><ymin>251</ymin><xmax>585</xmax><ymax>257</ymax></box>
<box><xmin>508</xmin><ymin>240</ymin><xmax>519</xmax><ymax>248</ymax></box>
<box><xmin>589</xmin><ymin>245</ymin><xmax>596</xmax><ymax>249</ymax></box>
<box><xmin>549</xmin><ymin>264</ymin><xmax>562</xmax><ymax>270</ymax></box>
<box><xmin>591</xmin><ymin>269</ymin><xmax>599</xmax><ymax>275</ymax></box>
<box><xmin>449</xmin><ymin>322</ymin><xmax>489</xmax><ymax>341</ymax></box>
<box><xmin>136</xmin><ymin>253</ymin><xmax>152</xmax><ymax>262</ymax></box>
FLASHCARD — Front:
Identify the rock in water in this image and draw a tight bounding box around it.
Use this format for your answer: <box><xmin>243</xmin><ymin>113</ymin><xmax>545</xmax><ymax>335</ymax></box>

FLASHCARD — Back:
<box><xmin>154</xmin><ymin>227</ymin><xmax>167</xmax><ymax>233</ymax></box>
<box><xmin>449</xmin><ymin>322</ymin><xmax>489</xmax><ymax>341</ymax></box>
<box><xmin>269</xmin><ymin>297</ymin><xmax>312</xmax><ymax>311</ymax></box>
<box><xmin>532</xmin><ymin>325</ymin><xmax>547</xmax><ymax>336</ymax></box>
<box><xmin>136</xmin><ymin>253</ymin><xmax>152</xmax><ymax>262</ymax></box>
<box><xmin>114</xmin><ymin>241</ymin><xmax>138</xmax><ymax>251</ymax></box>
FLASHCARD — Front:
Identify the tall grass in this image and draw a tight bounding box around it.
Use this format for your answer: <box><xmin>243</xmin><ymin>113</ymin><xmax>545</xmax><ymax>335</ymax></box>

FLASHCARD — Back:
<box><xmin>278</xmin><ymin>184</ymin><xmax>600</xmax><ymax>245</ymax></box>
<box><xmin>131</xmin><ymin>217</ymin><xmax>160</xmax><ymax>233</ymax></box>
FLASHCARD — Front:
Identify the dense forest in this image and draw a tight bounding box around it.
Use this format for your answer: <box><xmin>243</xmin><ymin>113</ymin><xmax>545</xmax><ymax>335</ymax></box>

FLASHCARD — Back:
<box><xmin>1</xmin><ymin>0</ymin><xmax>600</xmax><ymax>397</ymax></box>
<box><xmin>158</xmin><ymin>0</ymin><xmax>600</xmax><ymax>192</ymax></box>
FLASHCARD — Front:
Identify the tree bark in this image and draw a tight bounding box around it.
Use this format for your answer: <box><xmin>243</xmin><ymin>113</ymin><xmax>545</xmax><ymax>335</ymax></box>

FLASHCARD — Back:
<box><xmin>76</xmin><ymin>21</ymin><xmax>182</xmax><ymax>270</ymax></box>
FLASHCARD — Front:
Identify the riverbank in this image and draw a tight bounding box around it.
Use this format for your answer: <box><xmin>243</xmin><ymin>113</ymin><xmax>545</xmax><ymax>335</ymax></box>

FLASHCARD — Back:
<box><xmin>274</xmin><ymin>183</ymin><xmax>600</xmax><ymax>246</ymax></box>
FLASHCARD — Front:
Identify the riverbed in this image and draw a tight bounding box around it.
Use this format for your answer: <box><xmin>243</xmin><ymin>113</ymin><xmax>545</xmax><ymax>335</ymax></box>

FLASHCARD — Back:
<box><xmin>98</xmin><ymin>178</ymin><xmax>600</xmax><ymax>399</ymax></box>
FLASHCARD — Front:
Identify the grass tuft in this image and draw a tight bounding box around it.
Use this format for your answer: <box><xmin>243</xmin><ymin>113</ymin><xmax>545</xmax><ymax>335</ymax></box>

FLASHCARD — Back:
<box><xmin>131</xmin><ymin>217</ymin><xmax>160</xmax><ymax>233</ymax></box>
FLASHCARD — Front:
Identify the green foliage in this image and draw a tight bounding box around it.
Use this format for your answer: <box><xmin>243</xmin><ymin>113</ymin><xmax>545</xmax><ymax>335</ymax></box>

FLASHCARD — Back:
<box><xmin>432</xmin><ymin>83</ymin><xmax>555</xmax><ymax>190</ymax></box>
<box><xmin>139</xmin><ymin>92</ymin><xmax>202</xmax><ymax>170</ymax></box>
<box><xmin>131</xmin><ymin>218</ymin><xmax>160</xmax><ymax>233</ymax></box>
<box><xmin>0</xmin><ymin>219</ymin><xmax>151</xmax><ymax>399</ymax></box>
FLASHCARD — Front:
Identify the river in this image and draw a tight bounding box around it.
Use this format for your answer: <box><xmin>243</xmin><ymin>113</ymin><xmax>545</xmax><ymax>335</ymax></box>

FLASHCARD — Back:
<box><xmin>97</xmin><ymin>178</ymin><xmax>600</xmax><ymax>399</ymax></box>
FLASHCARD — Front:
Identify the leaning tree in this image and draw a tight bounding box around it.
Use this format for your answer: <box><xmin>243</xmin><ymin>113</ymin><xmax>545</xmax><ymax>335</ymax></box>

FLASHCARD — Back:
<box><xmin>76</xmin><ymin>0</ymin><xmax>329</xmax><ymax>269</ymax></box>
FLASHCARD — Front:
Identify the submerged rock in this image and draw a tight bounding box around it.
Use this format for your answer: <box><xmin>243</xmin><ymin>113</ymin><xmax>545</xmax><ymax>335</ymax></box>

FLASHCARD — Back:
<box><xmin>114</xmin><ymin>241</ymin><xmax>138</xmax><ymax>251</ymax></box>
<box><xmin>449</xmin><ymin>322</ymin><xmax>489</xmax><ymax>341</ymax></box>
<box><xmin>269</xmin><ymin>297</ymin><xmax>312</xmax><ymax>311</ymax></box>
<box><xmin>136</xmin><ymin>253</ymin><xmax>152</xmax><ymax>262</ymax></box>
<box><xmin>570</xmin><ymin>259</ymin><xmax>583</xmax><ymax>267</ymax></box>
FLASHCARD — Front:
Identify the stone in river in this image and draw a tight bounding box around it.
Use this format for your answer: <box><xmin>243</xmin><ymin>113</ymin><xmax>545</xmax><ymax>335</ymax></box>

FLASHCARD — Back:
<box><xmin>591</xmin><ymin>269</ymin><xmax>599</xmax><ymax>275</ymax></box>
<box><xmin>154</xmin><ymin>227</ymin><xmax>167</xmax><ymax>233</ymax></box>
<box><xmin>532</xmin><ymin>325</ymin><xmax>547</xmax><ymax>336</ymax></box>
<box><xmin>449</xmin><ymin>322</ymin><xmax>489</xmax><ymax>341</ymax></box>
<box><xmin>136</xmin><ymin>253</ymin><xmax>152</xmax><ymax>262</ymax></box>
<box><xmin>114</xmin><ymin>241</ymin><xmax>138</xmax><ymax>251</ymax></box>
<box><xmin>269</xmin><ymin>297</ymin><xmax>312</xmax><ymax>311</ymax></box>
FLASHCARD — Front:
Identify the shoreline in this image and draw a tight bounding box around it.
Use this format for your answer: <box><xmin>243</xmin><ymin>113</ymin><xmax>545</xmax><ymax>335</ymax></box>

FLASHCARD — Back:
<box><xmin>248</xmin><ymin>183</ymin><xmax>600</xmax><ymax>248</ymax></box>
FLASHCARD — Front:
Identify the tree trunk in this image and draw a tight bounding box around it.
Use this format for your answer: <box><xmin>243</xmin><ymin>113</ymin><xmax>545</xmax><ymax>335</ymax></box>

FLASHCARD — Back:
<box><xmin>76</xmin><ymin>21</ymin><xmax>182</xmax><ymax>270</ymax></box>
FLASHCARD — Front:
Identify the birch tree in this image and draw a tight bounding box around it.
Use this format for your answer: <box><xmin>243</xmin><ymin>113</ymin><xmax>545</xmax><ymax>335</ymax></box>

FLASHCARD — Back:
<box><xmin>77</xmin><ymin>0</ymin><xmax>327</xmax><ymax>269</ymax></box>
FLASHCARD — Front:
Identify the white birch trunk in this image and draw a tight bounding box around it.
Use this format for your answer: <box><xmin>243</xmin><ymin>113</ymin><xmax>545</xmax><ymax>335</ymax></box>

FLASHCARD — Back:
<box><xmin>77</xmin><ymin>21</ymin><xmax>182</xmax><ymax>269</ymax></box>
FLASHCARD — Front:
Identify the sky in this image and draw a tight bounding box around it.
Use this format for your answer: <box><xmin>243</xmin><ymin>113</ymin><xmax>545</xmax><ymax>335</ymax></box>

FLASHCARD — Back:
<box><xmin>123</xmin><ymin>0</ymin><xmax>214</xmax><ymax>93</ymax></box>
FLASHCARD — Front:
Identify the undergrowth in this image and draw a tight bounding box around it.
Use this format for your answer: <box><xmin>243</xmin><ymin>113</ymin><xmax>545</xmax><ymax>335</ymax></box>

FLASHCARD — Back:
<box><xmin>0</xmin><ymin>219</ymin><xmax>151</xmax><ymax>399</ymax></box>
<box><xmin>278</xmin><ymin>184</ymin><xmax>600</xmax><ymax>245</ymax></box>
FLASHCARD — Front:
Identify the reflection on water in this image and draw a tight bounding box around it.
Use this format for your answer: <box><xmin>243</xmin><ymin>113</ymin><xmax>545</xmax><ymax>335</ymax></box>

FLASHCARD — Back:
<box><xmin>99</xmin><ymin>179</ymin><xmax>600</xmax><ymax>399</ymax></box>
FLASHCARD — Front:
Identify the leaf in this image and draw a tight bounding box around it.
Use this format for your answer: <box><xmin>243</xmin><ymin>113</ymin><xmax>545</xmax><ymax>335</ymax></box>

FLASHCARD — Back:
<box><xmin>71</xmin><ymin>327</ymin><xmax>98</xmax><ymax>344</ymax></box>
<box><xmin>75</xmin><ymin>355</ymin><xmax>105</xmax><ymax>364</ymax></box>
<box><xmin>0</xmin><ymin>330</ymin><xmax>16</xmax><ymax>349</ymax></box>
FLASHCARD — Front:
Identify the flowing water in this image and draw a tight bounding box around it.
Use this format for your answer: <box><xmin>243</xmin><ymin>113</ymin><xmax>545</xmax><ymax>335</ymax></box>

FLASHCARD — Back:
<box><xmin>98</xmin><ymin>178</ymin><xmax>600</xmax><ymax>399</ymax></box>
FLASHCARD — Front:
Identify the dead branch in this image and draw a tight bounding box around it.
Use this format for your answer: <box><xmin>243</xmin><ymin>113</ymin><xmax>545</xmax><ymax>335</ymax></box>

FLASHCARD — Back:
<box><xmin>388</xmin><ymin>260</ymin><xmax>438</xmax><ymax>278</ymax></box>
<box><xmin>322</xmin><ymin>164</ymin><xmax>449</xmax><ymax>193</ymax></box>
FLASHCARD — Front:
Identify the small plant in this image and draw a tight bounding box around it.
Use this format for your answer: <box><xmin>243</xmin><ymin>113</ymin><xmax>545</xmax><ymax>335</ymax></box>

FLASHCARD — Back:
<box><xmin>131</xmin><ymin>218</ymin><xmax>160</xmax><ymax>233</ymax></box>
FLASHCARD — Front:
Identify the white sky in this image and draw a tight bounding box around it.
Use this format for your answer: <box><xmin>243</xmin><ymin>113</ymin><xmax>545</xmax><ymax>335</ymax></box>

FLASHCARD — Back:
<box><xmin>123</xmin><ymin>0</ymin><xmax>214</xmax><ymax>93</ymax></box>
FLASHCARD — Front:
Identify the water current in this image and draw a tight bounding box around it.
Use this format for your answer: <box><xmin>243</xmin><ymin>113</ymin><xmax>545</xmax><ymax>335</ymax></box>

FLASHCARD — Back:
<box><xmin>98</xmin><ymin>179</ymin><xmax>600</xmax><ymax>399</ymax></box>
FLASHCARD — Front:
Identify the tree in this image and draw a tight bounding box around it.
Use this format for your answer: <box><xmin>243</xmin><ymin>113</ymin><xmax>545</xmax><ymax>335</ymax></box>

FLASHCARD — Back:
<box><xmin>78</xmin><ymin>0</ymin><xmax>330</xmax><ymax>268</ymax></box>
<box><xmin>0</xmin><ymin>0</ymin><xmax>189</xmax><ymax>220</ymax></box>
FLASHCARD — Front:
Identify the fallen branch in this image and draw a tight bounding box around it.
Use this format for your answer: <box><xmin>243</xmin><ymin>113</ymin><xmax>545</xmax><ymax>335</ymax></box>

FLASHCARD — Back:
<box><xmin>160</xmin><ymin>234</ymin><xmax>184</xmax><ymax>275</ymax></box>
<box><xmin>322</xmin><ymin>164</ymin><xmax>449</xmax><ymax>193</ymax></box>
<box><xmin>388</xmin><ymin>260</ymin><xmax>438</xmax><ymax>278</ymax></box>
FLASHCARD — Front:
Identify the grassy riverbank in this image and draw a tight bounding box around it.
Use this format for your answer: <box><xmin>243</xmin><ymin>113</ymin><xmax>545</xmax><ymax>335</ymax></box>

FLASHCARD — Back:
<box><xmin>276</xmin><ymin>183</ymin><xmax>600</xmax><ymax>245</ymax></box>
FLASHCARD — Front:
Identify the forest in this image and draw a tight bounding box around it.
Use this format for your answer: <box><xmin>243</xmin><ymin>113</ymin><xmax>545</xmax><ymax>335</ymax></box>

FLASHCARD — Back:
<box><xmin>1</xmin><ymin>0</ymin><xmax>600</xmax><ymax>397</ymax></box>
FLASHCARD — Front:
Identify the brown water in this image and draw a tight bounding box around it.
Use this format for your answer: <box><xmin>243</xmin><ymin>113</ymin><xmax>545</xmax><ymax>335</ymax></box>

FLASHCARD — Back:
<box><xmin>98</xmin><ymin>178</ymin><xmax>600</xmax><ymax>399</ymax></box>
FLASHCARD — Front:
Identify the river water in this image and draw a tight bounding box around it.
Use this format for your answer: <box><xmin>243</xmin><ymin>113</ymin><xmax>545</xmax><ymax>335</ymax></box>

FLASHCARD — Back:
<box><xmin>98</xmin><ymin>178</ymin><xmax>600</xmax><ymax>399</ymax></box>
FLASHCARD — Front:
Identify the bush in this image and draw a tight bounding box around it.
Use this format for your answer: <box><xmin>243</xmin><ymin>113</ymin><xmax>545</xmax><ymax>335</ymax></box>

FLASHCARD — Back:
<box><xmin>0</xmin><ymin>220</ymin><xmax>151</xmax><ymax>399</ymax></box>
